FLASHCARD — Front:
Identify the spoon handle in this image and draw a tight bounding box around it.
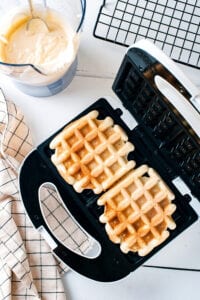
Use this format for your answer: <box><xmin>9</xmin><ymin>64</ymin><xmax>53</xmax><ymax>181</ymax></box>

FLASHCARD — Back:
<box><xmin>28</xmin><ymin>0</ymin><xmax>34</xmax><ymax>18</ymax></box>
<box><xmin>43</xmin><ymin>0</ymin><xmax>47</xmax><ymax>8</ymax></box>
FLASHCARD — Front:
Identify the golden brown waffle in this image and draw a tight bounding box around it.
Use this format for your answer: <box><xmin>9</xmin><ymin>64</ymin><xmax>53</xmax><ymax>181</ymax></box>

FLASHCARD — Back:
<box><xmin>50</xmin><ymin>110</ymin><xmax>135</xmax><ymax>194</ymax></box>
<box><xmin>98</xmin><ymin>165</ymin><xmax>176</xmax><ymax>256</ymax></box>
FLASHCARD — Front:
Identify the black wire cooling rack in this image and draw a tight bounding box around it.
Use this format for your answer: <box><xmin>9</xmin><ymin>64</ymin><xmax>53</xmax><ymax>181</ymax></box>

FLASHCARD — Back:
<box><xmin>93</xmin><ymin>0</ymin><xmax>200</xmax><ymax>69</ymax></box>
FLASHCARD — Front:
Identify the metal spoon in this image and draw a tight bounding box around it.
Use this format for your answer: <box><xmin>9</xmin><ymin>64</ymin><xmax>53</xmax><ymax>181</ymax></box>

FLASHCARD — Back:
<box><xmin>26</xmin><ymin>0</ymin><xmax>49</xmax><ymax>32</ymax></box>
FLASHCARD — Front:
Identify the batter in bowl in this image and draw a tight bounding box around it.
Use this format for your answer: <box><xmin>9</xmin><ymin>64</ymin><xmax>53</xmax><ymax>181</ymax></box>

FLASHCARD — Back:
<box><xmin>0</xmin><ymin>7</ymin><xmax>79</xmax><ymax>76</ymax></box>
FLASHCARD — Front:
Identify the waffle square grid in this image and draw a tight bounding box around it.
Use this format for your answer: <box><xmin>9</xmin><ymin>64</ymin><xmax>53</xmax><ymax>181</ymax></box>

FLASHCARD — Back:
<box><xmin>50</xmin><ymin>110</ymin><xmax>135</xmax><ymax>194</ymax></box>
<box><xmin>98</xmin><ymin>165</ymin><xmax>176</xmax><ymax>256</ymax></box>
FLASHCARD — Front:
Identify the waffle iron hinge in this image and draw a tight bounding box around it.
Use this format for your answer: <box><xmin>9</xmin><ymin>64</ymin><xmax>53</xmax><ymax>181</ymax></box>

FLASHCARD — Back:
<box><xmin>173</xmin><ymin>177</ymin><xmax>200</xmax><ymax>217</ymax></box>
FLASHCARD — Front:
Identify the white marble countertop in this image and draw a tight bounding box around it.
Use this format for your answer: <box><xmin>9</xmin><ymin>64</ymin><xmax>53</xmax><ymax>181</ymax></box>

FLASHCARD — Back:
<box><xmin>0</xmin><ymin>1</ymin><xmax>200</xmax><ymax>299</ymax></box>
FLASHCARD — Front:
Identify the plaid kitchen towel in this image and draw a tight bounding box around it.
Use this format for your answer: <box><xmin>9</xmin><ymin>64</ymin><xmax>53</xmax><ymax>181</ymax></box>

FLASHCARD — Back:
<box><xmin>0</xmin><ymin>89</ymin><xmax>91</xmax><ymax>299</ymax></box>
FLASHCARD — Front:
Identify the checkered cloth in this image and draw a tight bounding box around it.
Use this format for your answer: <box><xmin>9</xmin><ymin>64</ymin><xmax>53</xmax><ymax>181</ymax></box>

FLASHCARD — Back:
<box><xmin>0</xmin><ymin>89</ymin><xmax>91</xmax><ymax>299</ymax></box>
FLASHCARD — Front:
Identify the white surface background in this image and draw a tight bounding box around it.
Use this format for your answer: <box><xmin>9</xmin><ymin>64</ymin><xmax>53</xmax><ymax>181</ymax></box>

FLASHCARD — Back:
<box><xmin>0</xmin><ymin>0</ymin><xmax>200</xmax><ymax>299</ymax></box>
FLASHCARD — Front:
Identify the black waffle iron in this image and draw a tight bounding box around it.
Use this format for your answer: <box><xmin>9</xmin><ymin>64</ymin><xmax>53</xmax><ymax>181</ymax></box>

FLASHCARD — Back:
<box><xmin>19</xmin><ymin>40</ymin><xmax>200</xmax><ymax>282</ymax></box>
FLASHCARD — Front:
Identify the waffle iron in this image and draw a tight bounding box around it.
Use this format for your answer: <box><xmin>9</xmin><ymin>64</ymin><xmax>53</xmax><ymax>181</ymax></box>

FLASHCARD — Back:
<box><xmin>19</xmin><ymin>40</ymin><xmax>200</xmax><ymax>282</ymax></box>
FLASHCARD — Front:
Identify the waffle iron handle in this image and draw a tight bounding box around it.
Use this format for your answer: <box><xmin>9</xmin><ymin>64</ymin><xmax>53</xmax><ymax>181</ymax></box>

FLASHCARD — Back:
<box><xmin>132</xmin><ymin>40</ymin><xmax>200</xmax><ymax>107</ymax></box>
<box><xmin>19</xmin><ymin>150</ymin><xmax>131</xmax><ymax>282</ymax></box>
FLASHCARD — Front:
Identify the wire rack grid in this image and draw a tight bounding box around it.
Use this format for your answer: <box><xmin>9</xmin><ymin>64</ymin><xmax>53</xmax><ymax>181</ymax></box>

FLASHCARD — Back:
<box><xmin>93</xmin><ymin>0</ymin><xmax>200</xmax><ymax>69</ymax></box>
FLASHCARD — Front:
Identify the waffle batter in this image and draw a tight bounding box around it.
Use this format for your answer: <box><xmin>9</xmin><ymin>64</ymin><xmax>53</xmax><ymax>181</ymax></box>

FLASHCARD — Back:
<box><xmin>0</xmin><ymin>7</ymin><xmax>78</xmax><ymax>75</ymax></box>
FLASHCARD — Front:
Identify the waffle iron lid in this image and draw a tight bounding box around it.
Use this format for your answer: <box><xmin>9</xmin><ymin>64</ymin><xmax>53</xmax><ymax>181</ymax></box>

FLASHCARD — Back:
<box><xmin>112</xmin><ymin>41</ymin><xmax>200</xmax><ymax>200</ymax></box>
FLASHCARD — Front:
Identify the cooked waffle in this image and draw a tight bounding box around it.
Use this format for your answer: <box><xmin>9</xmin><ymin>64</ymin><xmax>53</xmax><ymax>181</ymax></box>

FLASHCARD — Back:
<box><xmin>98</xmin><ymin>165</ymin><xmax>176</xmax><ymax>256</ymax></box>
<box><xmin>50</xmin><ymin>110</ymin><xmax>135</xmax><ymax>194</ymax></box>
